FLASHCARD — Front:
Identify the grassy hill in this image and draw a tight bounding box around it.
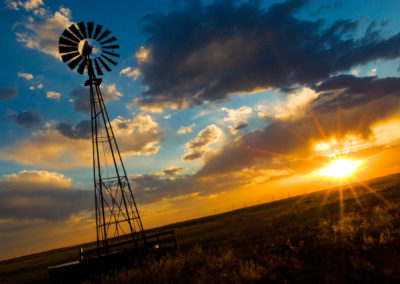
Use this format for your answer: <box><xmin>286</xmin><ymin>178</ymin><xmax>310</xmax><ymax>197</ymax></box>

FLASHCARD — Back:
<box><xmin>1</xmin><ymin>173</ymin><xmax>400</xmax><ymax>283</ymax></box>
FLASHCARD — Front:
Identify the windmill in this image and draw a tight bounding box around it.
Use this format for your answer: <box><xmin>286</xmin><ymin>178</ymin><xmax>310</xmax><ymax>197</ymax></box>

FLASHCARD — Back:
<box><xmin>58</xmin><ymin>22</ymin><xmax>146</xmax><ymax>254</ymax></box>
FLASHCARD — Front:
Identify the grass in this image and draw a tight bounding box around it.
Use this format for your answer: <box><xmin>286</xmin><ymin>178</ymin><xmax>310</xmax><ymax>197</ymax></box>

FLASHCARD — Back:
<box><xmin>1</xmin><ymin>173</ymin><xmax>400</xmax><ymax>283</ymax></box>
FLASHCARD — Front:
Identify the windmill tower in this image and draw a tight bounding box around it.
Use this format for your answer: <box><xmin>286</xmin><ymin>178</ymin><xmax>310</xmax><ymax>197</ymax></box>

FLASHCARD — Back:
<box><xmin>58</xmin><ymin>22</ymin><xmax>146</xmax><ymax>253</ymax></box>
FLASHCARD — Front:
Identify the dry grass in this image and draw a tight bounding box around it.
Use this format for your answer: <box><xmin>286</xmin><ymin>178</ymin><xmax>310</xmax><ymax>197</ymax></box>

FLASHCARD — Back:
<box><xmin>2</xmin><ymin>174</ymin><xmax>400</xmax><ymax>283</ymax></box>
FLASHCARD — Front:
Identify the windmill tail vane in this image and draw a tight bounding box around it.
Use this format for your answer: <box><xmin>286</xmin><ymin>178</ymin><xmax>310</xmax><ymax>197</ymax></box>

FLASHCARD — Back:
<box><xmin>59</xmin><ymin>21</ymin><xmax>147</xmax><ymax>254</ymax></box>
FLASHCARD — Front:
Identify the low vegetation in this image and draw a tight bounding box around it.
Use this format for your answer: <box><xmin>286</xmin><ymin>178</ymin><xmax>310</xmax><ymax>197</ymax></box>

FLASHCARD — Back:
<box><xmin>1</xmin><ymin>174</ymin><xmax>400</xmax><ymax>283</ymax></box>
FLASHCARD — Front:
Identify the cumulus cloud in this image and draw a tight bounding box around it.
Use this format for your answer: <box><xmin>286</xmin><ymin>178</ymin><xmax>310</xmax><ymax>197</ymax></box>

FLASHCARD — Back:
<box><xmin>18</xmin><ymin>72</ymin><xmax>33</xmax><ymax>80</ymax></box>
<box><xmin>5</xmin><ymin>0</ymin><xmax>43</xmax><ymax>11</ymax></box>
<box><xmin>111</xmin><ymin>114</ymin><xmax>163</xmax><ymax>155</ymax></box>
<box><xmin>70</xmin><ymin>84</ymin><xmax>123</xmax><ymax>113</ymax></box>
<box><xmin>177</xmin><ymin>123</ymin><xmax>196</xmax><ymax>134</ymax></box>
<box><xmin>135</xmin><ymin>0</ymin><xmax>400</xmax><ymax>109</ymax></box>
<box><xmin>182</xmin><ymin>124</ymin><xmax>222</xmax><ymax>161</ymax></box>
<box><xmin>258</xmin><ymin>87</ymin><xmax>318</xmax><ymax>120</ymax></box>
<box><xmin>6</xmin><ymin>110</ymin><xmax>41</xmax><ymax>128</ymax></box>
<box><xmin>0</xmin><ymin>170</ymin><xmax>92</xmax><ymax>221</ymax></box>
<box><xmin>46</xmin><ymin>91</ymin><xmax>61</xmax><ymax>99</ymax></box>
<box><xmin>0</xmin><ymin>87</ymin><xmax>18</xmax><ymax>100</ymax></box>
<box><xmin>221</xmin><ymin>106</ymin><xmax>252</xmax><ymax>135</ymax></box>
<box><xmin>15</xmin><ymin>7</ymin><xmax>72</xmax><ymax>58</ymax></box>
<box><xmin>0</xmin><ymin>128</ymin><xmax>91</xmax><ymax>169</ymax></box>
<box><xmin>56</xmin><ymin>120</ymin><xmax>91</xmax><ymax>140</ymax></box>
<box><xmin>0</xmin><ymin>112</ymin><xmax>163</xmax><ymax>169</ymax></box>
<box><xmin>120</xmin><ymin>67</ymin><xmax>141</xmax><ymax>80</ymax></box>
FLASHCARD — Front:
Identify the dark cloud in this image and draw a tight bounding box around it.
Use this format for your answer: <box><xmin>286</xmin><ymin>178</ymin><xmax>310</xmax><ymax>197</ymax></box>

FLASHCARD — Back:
<box><xmin>0</xmin><ymin>171</ymin><xmax>92</xmax><ymax>221</ymax></box>
<box><xmin>198</xmin><ymin>79</ymin><xmax>400</xmax><ymax>177</ymax></box>
<box><xmin>313</xmin><ymin>75</ymin><xmax>400</xmax><ymax>111</ymax></box>
<box><xmin>0</xmin><ymin>188</ymin><xmax>92</xmax><ymax>221</ymax></box>
<box><xmin>136</xmin><ymin>0</ymin><xmax>400</xmax><ymax>109</ymax></box>
<box><xmin>162</xmin><ymin>167</ymin><xmax>183</xmax><ymax>176</ymax></box>
<box><xmin>235</xmin><ymin>123</ymin><xmax>248</xmax><ymax>130</ymax></box>
<box><xmin>132</xmin><ymin>172</ymin><xmax>245</xmax><ymax>204</ymax></box>
<box><xmin>70</xmin><ymin>85</ymin><xmax>121</xmax><ymax>113</ymax></box>
<box><xmin>7</xmin><ymin>110</ymin><xmax>41</xmax><ymax>128</ymax></box>
<box><xmin>70</xmin><ymin>88</ymin><xmax>90</xmax><ymax>113</ymax></box>
<box><xmin>0</xmin><ymin>87</ymin><xmax>18</xmax><ymax>101</ymax></box>
<box><xmin>56</xmin><ymin>120</ymin><xmax>91</xmax><ymax>139</ymax></box>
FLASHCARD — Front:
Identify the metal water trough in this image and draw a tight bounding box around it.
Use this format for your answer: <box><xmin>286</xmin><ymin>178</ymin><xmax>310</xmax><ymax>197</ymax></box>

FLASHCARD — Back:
<box><xmin>48</xmin><ymin>230</ymin><xmax>177</xmax><ymax>283</ymax></box>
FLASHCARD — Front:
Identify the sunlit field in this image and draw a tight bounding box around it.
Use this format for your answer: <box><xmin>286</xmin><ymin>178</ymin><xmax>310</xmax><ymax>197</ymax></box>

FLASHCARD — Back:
<box><xmin>1</xmin><ymin>173</ymin><xmax>400</xmax><ymax>283</ymax></box>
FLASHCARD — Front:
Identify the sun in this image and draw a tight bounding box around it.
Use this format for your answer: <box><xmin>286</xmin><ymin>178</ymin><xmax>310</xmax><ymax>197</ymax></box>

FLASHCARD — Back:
<box><xmin>318</xmin><ymin>158</ymin><xmax>362</xmax><ymax>179</ymax></box>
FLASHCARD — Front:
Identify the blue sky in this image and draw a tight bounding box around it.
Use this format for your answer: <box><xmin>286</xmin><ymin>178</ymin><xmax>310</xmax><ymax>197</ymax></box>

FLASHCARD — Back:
<box><xmin>1</xmin><ymin>0</ymin><xmax>400</xmax><ymax>260</ymax></box>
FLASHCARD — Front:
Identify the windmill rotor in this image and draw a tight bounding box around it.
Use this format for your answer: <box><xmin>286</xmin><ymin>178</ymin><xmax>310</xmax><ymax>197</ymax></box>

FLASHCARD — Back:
<box><xmin>59</xmin><ymin>21</ymin><xmax>120</xmax><ymax>76</ymax></box>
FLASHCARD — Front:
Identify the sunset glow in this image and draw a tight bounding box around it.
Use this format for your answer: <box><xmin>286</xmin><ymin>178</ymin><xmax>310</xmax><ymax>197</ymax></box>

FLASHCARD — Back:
<box><xmin>318</xmin><ymin>158</ymin><xmax>362</xmax><ymax>179</ymax></box>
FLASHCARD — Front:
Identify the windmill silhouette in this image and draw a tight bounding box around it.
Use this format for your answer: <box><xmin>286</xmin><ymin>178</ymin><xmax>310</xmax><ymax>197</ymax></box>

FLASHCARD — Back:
<box><xmin>58</xmin><ymin>22</ymin><xmax>146</xmax><ymax>254</ymax></box>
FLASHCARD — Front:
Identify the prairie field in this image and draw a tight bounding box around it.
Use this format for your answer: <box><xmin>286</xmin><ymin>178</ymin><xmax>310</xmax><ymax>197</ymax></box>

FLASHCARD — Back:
<box><xmin>1</xmin><ymin>173</ymin><xmax>400</xmax><ymax>283</ymax></box>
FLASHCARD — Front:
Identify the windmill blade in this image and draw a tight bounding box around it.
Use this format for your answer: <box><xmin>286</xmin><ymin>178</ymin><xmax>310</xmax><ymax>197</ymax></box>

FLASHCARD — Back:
<box><xmin>97</xmin><ymin>29</ymin><xmax>111</xmax><ymax>42</ymax></box>
<box><xmin>94</xmin><ymin>59</ymin><xmax>104</xmax><ymax>75</ymax></box>
<box><xmin>102</xmin><ymin>45</ymin><xmax>120</xmax><ymax>49</ymax></box>
<box><xmin>103</xmin><ymin>50</ymin><xmax>120</xmax><ymax>58</ymax></box>
<box><xmin>93</xmin><ymin>24</ymin><xmax>103</xmax><ymax>39</ymax></box>
<box><xmin>69</xmin><ymin>24</ymin><xmax>84</xmax><ymax>40</ymax></box>
<box><xmin>59</xmin><ymin>36</ymin><xmax>78</xmax><ymax>47</ymax></box>
<box><xmin>100</xmin><ymin>36</ymin><xmax>117</xmax><ymax>45</ymax></box>
<box><xmin>87</xmin><ymin>58</ymin><xmax>95</xmax><ymax>76</ymax></box>
<box><xmin>87</xmin><ymin>22</ymin><xmax>94</xmax><ymax>38</ymax></box>
<box><xmin>98</xmin><ymin>57</ymin><xmax>111</xmax><ymax>72</ymax></box>
<box><xmin>62</xmin><ymin>29</ymin><xmax>80</xmax><ymax>43</ymax></box>
<box><xmin>101</xmin><ymin>54</ymin><xmax>117</xmax><ymax>66</ymax></box>
<box><xmin>68</xmin><ymin>56</ymin><xmax>83</xmax><ymax>70</ymax></box>
<box><xmin>61</xmin><ymin>52</ymin><xmax>80</xmax><ymax>63</ymax></box>
<box><xmin>77</xmin><ymin>57</ymin><xmax>88</xmax><ymax>74</ymax></box>
<box><xmin>77</xmin><ymin>22</ymin><xmax>88</xmax><ymax>39</ymax></box>
<box><xmin>59</xmin><ymin>45</ymin><xmax>78</xmax><ymax>54</ymax></box>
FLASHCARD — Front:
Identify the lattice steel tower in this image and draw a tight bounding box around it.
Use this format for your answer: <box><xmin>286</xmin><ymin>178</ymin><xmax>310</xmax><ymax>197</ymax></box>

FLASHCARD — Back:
<box><xmin>58</xmin><ymin>22</ymin><xmax>146</xmax><ymax>252</ymax></box>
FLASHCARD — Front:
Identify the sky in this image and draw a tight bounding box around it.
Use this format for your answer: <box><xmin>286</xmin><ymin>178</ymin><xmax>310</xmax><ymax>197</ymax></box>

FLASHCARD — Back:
<box><xmin>1</xmin><ymin>0</ymin><xmax>400</xmax><ymax>260</ymax></box>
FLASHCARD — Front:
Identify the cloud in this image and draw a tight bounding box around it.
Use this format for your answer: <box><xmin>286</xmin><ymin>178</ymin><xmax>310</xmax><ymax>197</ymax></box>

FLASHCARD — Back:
<box><xmin>0</xmin><ymin>128</ymin><xmax>92</xmax><ymax>169</ymax></box>
<box><xmin>182</xmin><ymin>124</ymin><xmax>222</xmax><ymax>161</ymax></box>
<box><xmin>313</xmin><ymin>75</ymin><xmax>400</xmax><ymax>114</ymax></box>
<box><xmin>46</xmin><ymin>91</ymin><xmax>61</xmax><ymax>99</ymax></box>
<box><xmin>18</xmin><ymin>72</ymin><xmax>33</xmax><ymax>80</ymax></box>
<box><xmin>111</xmin><ymin>114</ymin><xmax>163</xmax><ymax>155</ymax></box>
<box><xmin>162</xmin><ymin>167</ymin><xmax>183</xmax><ymax>176</ymax></box>
<box><xmin>177</xmin><ymin>123</ymin><xmax>195</xmax><ymax>134</ymax></box>
<box><xmin>198</xmin><ymin>77</ymin><xmax>400</xmax><ymax>177</ymax></box>
<box><xmin>131</xmin><ymin>167</ymin><xmax>292</xmax><ymax>204</ymax></box>
<box><xmin>368</xmin><ymin>68</ymin><xmax>377</xmax><ymax>76</ymax></box>
<box><xmin>135</xmin><ymin>0</ymin><xmax>400</xmax><ymax>109</ymax></box>
<box><xmin>135</xmin><ymin>46</ymin><xmax>150</xmax><ymax>63</ymax></box>
<box><xmin>221</xmin><ymin>106</ymin><xmax>252</xmax><ymax>135</ymax></box>
<box><xmin>120</xmin><ymin>67</ymin><xmax>141</xmax><ymax>80</ymax></box>
<box><xmin>70</xmin><ymin>84</ymin><xmax>123</xmax><ymax>113</ymax></box>
<box><xmin>56</xmin><ymin>120</ymin><xmax>91</xmax><ymax>140</ymax></box>
<box><xmin>0</xmin><ymin>87</ymin><xmax>18</xmax><ymax>101</ymax></box>
<box><xmin>5</xmin><ymin>0</ymin><xmax>44</xmax><ymax>11</ymax></box>
<box><xmin>0</xmin><ymin>170</ymin><xmax>92</xmax><ymax>221</ymax></box>
<box><xmin>0</xmin><ymin>112</ymin><xmax>163</xmax><ymax>169</ymax></box>
<box><xmin>6</xmin><ymin>110</ymin><xmax>41</xmax><ymax>128</ymax></box>
<box><xmin>15</xmin><ymin>7</ymin><xmax>72</xmax><ymax>58</ymax></box>
<box><xmin>129</xmin><ymin>98</ymin><xmax>164</xmax><ymax>113</ymax></box>
<box><xmin>257</xmin><ymin>87</ymin><xmax>318</xmax><ymax>120</ymax></box>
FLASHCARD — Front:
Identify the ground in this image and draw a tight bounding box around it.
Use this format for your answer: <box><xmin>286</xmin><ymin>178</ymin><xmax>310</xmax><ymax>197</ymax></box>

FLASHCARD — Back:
<box><xmin>1</xmin><ymin>174</ymin><xmax>400</xmax><ymax>283</ymax></box>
